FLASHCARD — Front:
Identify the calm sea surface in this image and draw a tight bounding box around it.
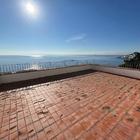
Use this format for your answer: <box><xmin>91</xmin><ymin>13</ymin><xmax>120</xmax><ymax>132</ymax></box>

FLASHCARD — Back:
<box><xmin>0</xmin><ymin>55</ymin><xmax>123</xmax><ymax>66</ymax></box>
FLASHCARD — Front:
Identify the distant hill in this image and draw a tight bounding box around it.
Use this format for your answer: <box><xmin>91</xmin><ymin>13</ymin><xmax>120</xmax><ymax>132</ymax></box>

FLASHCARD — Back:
<box><xmin>120</xmin><ymin>52</ymin><xmax>140</xmax><ymax>69</ymax></box>
<box><xmin>124</xmin><ymin>52</ymin><xmax>140</xmax><ymax>62</ymax></box>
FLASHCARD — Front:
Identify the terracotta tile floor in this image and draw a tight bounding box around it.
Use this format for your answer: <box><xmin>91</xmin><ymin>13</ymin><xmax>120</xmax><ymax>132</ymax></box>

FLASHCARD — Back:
<box><xmin>0</xmin><ymin>72</ymin><xmax>140</xmax><ymax>140</ymax></box>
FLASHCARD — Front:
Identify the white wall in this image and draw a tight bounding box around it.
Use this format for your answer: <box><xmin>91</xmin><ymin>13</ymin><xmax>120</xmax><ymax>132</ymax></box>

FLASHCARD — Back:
<box><xmin>0</xmin><ymin>65</ymin><xmax>92</xmax><ymax>84</ymax></box>
<box><xmin>92</xmin><ymin>65</ymin><xmax>140</xmax><ymax>80</ymax></box>
<box><xmin>0</xmin><ymin>64</ymin><xmax>140</xmax><ymax>84</ymax></box>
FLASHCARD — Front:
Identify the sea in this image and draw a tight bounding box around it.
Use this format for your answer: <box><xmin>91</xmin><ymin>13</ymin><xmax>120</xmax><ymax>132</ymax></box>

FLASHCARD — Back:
<box><xmin>0</xmin><ymin>55</ymin><xmax>124</xmax><ymax>66</ymax></box>
<box><xmin>0</xmin><ymin>55</ymin><xmax>124</xmax><ymax>73</ymax></box>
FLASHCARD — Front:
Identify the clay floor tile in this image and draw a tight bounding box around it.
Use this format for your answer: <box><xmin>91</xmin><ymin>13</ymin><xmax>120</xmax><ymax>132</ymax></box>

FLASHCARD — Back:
<box><xmin>10</xmin><ymin>114</ymin><xmax>17</xmax><ymax>123</ymax></box>
<box><xmin>9</xmin><ymin>131</ymin><xmax>18</xmax><ymax>140</ymax></box>
<box><xmin>57</xmin><ymin>133</ymin><xmax>66</xmax><ymax>140</ymax></box>
<box><xmin>80</xmin><ymin>116</ymin><xmax>94</xmax><ymax>131</ymax></box>
<box><xmin>17</xmin><ymin>111</ymin><xmax>24</xmax><ymax>120</ymax></box>
<box><xmin>25</xmin><ymin>116</ymin><xmax>33</xmax><ymax>126</ymax></box>
<box><xmin>1</xmin><ymin>136</ymin><xmax>9</xmax><ymax>140</ymax></box>
<box><xmin>62</xmin><ymin>117</ymin><xmax>72</xmax><ymax>128</ymax></box>
<box><xmin>56</xmin><ymin>120</ymin><xmax>67</xmax><ymax>131</ymax></box>
<box><xmin>28</xmin><ymin>134</ymin><xmax>38</xmax><ymax>140</ymax></box>
<box><xmin>69</xmin><ymin>123</ymin><xmax>84</xmax><ymax>139</ymax></box>
<box><xmin>10</xmin><ymin>122</ymin><xmax>17</xmax><ymax>134</ymax></box>
<box><xmin>44</xmin><ymin>126</ymin><xmax>54</xmax><ymax>140</ymax></box>
<box><xmin>51</xmin><ymin>112</ymin><xmax>60</xmax><ymax>122</ymax></box>
<box><xmin>85</xmin><ymin>129</ymin><xmax>103</xmax><ymax>140</ymax></box>
<box><xmin>110</xmin><ymin>126</ymin><xmax>132</xmax><ymax>140</ymax></box>
<box><xmin>33</xmin><ymin>121</ymin><xmax>43</xmax><ymax>133</ymax></box>
<box><xmin>50</xmin><ymin>123</ymin><xmax>61</xmax><ymax>137</ymax></box>
<box><xmin>18</xmin><ymin>127</ymin><xmax>28</xmax><ymax>140</ymax></box>
<box><xmin>18</xmin><ymin>118</ymin><xmax>26</xmax><ymax>130</ymax></box>
<box><xmin>133</xmin><ymin>127</ymin><xmax>140</xmax><ymax>140</ymax></box>
<box><xmin>41</xmin><ymin>119</ymin><xmax>49</xmax><ymax>129</ymax></box>
<box><xmin>37</xmin><ymin>130</ymin><xmax>46</xmax><ymax>140</ymax></box>
<box><xmin>0</xmin><ymin>126</ymin><xmax>9</xmax><ymax>139</ymax></box>
<box><xmin>27</xmin><ymin>123</ymin><xmax>36</xmax><ymax>137</ymax></box>
<box><xmin>63</xmin><ymin>130</ymin><xmax>75</xmax><ymax>140</ymax></box>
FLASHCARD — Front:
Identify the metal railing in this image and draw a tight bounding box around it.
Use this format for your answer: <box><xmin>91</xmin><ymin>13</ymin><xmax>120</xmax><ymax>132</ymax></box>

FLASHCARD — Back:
<box><xmin>0</xmin><ymin>60</ymin><xmax>140</xmax><ymax>75</ymax></box>
<box><xmin>119</xmin><ymin>62</ymin><xmax>140</xmax><ymax>70</ymax></box>
<box><xmin>0</xmin><ymin>60</ymin><xmax>93</xmax><ymax>75</ymax></box>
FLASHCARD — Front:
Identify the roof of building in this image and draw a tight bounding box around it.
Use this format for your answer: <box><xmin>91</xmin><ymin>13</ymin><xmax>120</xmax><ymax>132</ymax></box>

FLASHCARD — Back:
<box><xmin>0</xmin><ymin>72</ymin><xmax>140</xmax><ymax>140</ymax></box>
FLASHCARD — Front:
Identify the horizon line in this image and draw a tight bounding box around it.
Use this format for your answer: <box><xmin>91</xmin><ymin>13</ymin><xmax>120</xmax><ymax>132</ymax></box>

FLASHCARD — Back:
<box><xmin>0</xmin><ymin>54</ymin><xmax>128</xmax><ymax>56</ymax></box>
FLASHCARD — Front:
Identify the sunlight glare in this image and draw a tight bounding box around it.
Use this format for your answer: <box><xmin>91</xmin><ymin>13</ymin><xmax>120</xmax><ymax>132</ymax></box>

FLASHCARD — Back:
<box><xmin>31</xmin><ymin>55</ymin><xmax>43</xmax><ymax>58</ymax></box>
<box><xmin>24</xmin><ymin>2</ymin><xmax>38</xmax><ymax>17</ymax></box>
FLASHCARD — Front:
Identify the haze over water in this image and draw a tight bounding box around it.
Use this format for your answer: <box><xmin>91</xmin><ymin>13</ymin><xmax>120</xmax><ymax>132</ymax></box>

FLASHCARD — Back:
<box><xmin>0</xmin><ymin>55</ymin><xmax>123</xmax><ymax>67</ymax></box>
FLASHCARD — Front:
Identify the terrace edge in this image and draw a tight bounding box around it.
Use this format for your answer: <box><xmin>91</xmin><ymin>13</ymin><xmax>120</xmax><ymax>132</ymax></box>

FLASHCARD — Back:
<box><xmin>0</xmin><ymin>64</ymin><xmax>140</xmax><ymax>85</ymax></box>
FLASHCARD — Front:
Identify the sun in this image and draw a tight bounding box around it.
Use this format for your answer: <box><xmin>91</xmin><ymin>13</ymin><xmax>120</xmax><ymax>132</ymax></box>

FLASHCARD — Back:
<box><xmin>25</xmin><ymin>2</ymin><xmax>38</xmax><ymax>17</ymax></box>
<box><xmin>26</xmin><ymin>3</ymin><xmax>35</xmax><ymax>14</ymax></box>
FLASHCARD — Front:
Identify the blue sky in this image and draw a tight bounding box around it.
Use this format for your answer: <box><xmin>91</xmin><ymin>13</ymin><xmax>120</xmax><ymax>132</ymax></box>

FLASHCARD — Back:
<box><xmin>0</xmin><ymin>0</ymin><xmax>140</xmax><ymax>55</ymax></box>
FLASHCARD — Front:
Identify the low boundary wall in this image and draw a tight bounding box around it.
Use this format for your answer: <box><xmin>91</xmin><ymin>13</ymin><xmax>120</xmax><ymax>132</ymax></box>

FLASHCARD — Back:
<box><xmin>0</xmin><ymin>64</ymin><xmax>139</xmax><ymax>84</ymax></box>
<box><xmin>0</xmin><ymin>65</ymin><xmax>92</xmax><ymax>84</ymax></box>
<box><xmin>92</xmin><ymin>65</ymin><xmax>140</xmax><ymax>80</ymax></box>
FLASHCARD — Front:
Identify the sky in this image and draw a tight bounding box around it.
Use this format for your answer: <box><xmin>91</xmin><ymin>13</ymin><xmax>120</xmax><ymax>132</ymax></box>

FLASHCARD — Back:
<box><xmin>0</xmin><ymin>0</ymin><xmax>140</xmax><ymax>56</ymax></box>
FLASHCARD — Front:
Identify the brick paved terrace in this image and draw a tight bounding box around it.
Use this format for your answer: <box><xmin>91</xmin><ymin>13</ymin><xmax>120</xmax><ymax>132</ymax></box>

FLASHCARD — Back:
<box><xmin>0</xmin><ymin>72</ymin><xmax>140</xmax><ymax>140</ymax></box>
